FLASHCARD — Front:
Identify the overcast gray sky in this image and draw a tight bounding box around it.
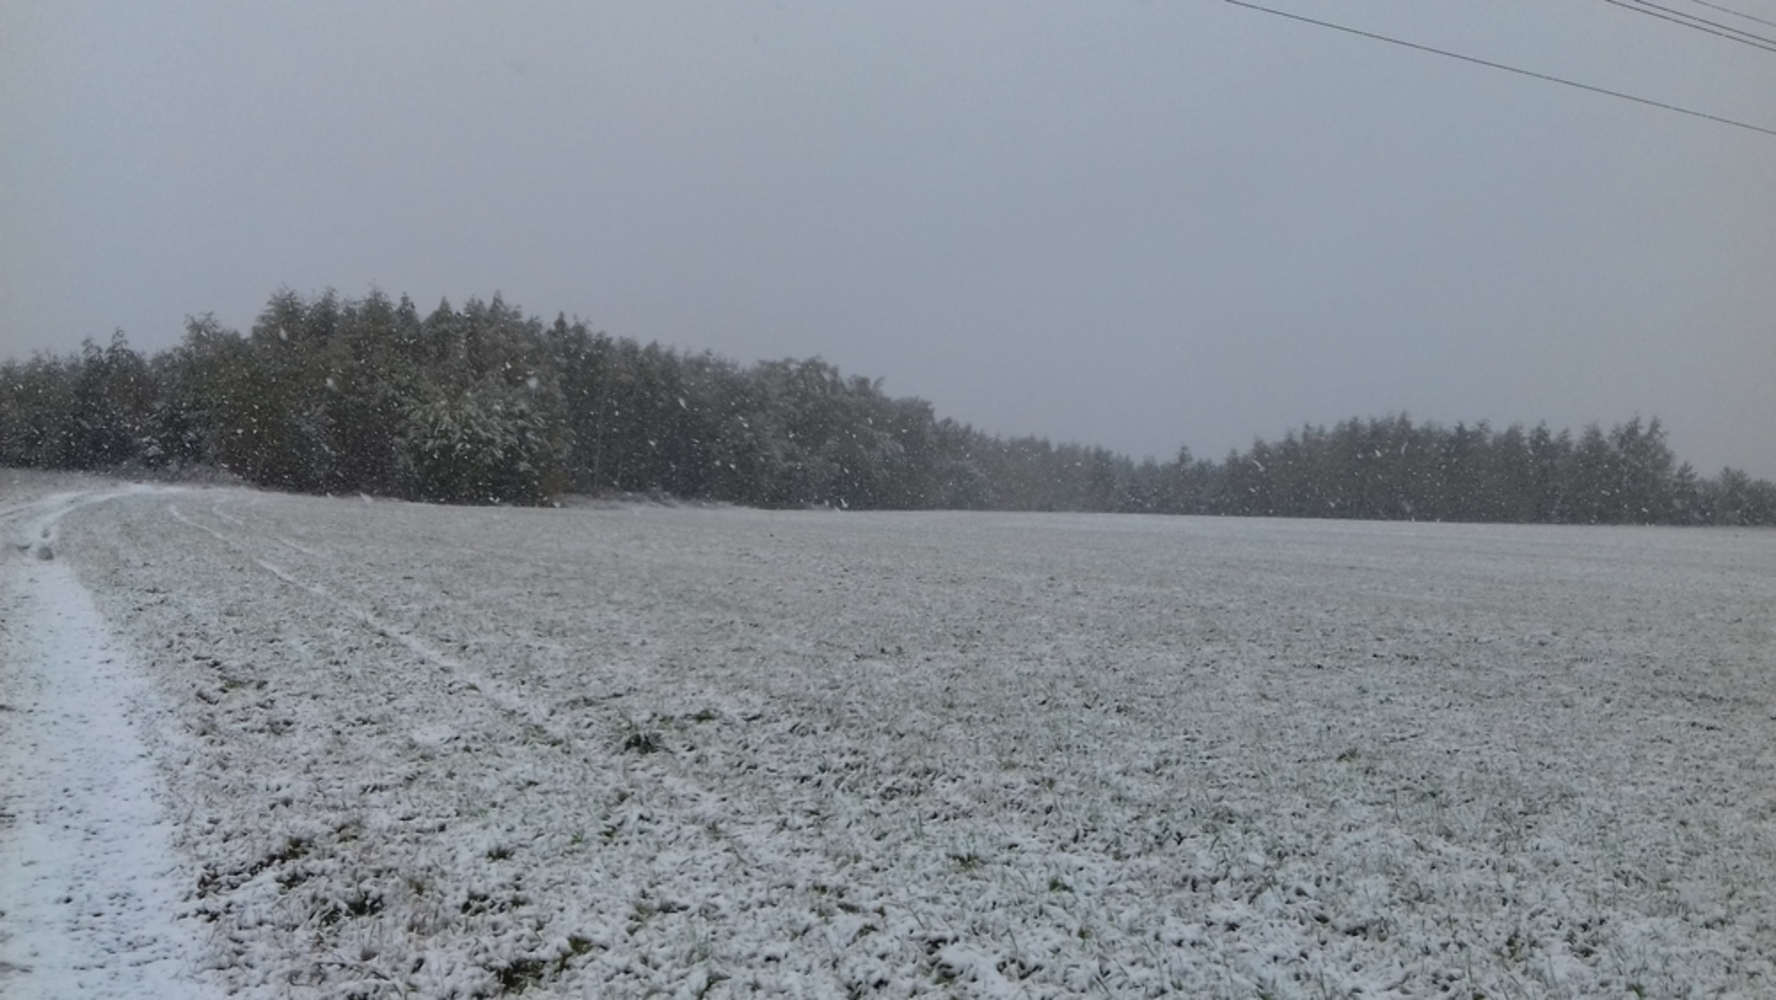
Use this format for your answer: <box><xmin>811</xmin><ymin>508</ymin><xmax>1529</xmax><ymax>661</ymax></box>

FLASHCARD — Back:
<box><xmin>4</xmin><ymin>1</ymin><xmax>1772</xmax><ymax>477</ymax></box>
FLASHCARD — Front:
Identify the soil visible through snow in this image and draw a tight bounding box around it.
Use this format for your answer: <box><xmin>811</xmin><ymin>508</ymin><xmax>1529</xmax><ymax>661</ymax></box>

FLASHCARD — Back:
<box><xmin>2</xmin><ymin>469</ymin><xmax>1773</xmax><ymax>998</ymax></box>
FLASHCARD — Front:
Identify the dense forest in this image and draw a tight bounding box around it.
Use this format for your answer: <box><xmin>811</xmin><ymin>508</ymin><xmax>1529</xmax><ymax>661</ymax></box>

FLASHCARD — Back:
<box><xmin>3</xmin><ymin>288</ymin><xmax>1772</xmax><ymax>524</ymax></box>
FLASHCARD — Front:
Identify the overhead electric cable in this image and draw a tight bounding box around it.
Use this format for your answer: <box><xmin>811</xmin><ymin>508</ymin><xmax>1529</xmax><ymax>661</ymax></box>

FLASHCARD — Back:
<box><xmin>1224</xmin><ymin>0</ymin><xmax>1776</xmax><ymax>138</ymax></box>
<box><xmin>1601</xmin><ymin>0</ymin><xmax>1776</xmax><ymax>53</ymax></box>
<box><xmin>1676</xmin><ymin>0</ymin><xmax>1776</xmax><ymax>30</ymax></box>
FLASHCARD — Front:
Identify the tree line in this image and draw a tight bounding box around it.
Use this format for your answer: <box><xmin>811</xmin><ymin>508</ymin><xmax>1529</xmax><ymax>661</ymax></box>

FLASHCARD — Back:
<box><xmin>2</xmin><ymin>288</ymin><xmax>1771</xmax><ymax>524</ymax></box>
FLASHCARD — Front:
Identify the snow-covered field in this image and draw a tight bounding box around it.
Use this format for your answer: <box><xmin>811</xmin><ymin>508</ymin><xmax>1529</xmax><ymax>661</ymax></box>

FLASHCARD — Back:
<box><xmin>3</xmin><ymin>470</ymin><xmax>1773</xmax><ymax>998</ymax></box>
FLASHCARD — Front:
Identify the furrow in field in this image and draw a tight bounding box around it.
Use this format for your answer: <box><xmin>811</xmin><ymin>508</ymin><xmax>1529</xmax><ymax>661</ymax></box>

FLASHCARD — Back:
<box><xmin>163</xmin><ymin>500</ymin><xmax>571</xmax><ymax>745</ymax></box>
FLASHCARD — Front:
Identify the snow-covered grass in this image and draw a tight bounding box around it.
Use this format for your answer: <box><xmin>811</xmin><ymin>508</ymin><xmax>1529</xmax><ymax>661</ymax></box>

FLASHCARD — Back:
<box><xmin>0</xmin><ymin>476</ymin><xmax>224</xmax><ymax>1000</ymax></box>
<box><xmin>8</xmin><ymin>473</ymin><xmax>1776</xmax><ymax>997</ymax></box>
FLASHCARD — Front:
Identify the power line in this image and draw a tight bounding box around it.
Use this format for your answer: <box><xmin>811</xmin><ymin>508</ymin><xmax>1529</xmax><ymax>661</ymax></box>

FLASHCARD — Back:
<box><xmin>1602</xmin><ymin>0</ymin><xmax>1776</xmax><ymax>53</ymax></box>
<box><xmin>1224</xmin><ymin>0</ymin><xmax>1776</xmax><ymax>139</ymax></box>
<box><xmin>1677</xmin><ymin>0</ymin><xmax>1776</xmax><ymax>30</ymax></box>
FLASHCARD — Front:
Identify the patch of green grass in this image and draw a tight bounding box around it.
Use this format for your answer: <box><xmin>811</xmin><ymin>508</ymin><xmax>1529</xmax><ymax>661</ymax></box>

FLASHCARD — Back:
<box><xmin>951</xmin><ymin>850</ymin><xmax>986</xmax><ymax>872</ymax></box>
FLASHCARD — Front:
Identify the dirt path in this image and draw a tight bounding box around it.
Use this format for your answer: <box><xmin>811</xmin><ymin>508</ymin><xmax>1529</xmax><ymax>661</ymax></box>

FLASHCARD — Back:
<box><xmin>0</xmin><ymin>486</ymin><xmax>221</xmax><ymax>1000</ymax></box>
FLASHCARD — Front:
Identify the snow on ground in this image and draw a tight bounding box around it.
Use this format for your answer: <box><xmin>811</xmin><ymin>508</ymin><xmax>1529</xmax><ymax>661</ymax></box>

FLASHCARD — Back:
<box><xmin>4</xmin><ymin>470</ymin><xmax>1775</xmax><ymax>997</ymax></box>
<box><xmin>0</xmin><ymin>476</ymin><xmax>225</xmax><ymax>1000</ymax></box>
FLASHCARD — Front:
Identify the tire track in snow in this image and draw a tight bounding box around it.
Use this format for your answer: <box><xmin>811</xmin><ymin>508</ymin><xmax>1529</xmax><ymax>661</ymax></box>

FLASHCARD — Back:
<box><xmin>163</xmin><ymin>501</ymin><xmax>572</xmax><ymax>746</ymax></box>
<box><xmin>4</xmin><ymin>489</ymin><xmax>131</xmax><ymax>562</ymax></box>
<box><xmin>0</xmin><ymin>489</ymin><xmax>224</xmax><ymax>1000</ymax></box>
<box><xmin>161</xmin><ymin>496</ymin><xmax>764</xmax><ymax>885</ymax></box>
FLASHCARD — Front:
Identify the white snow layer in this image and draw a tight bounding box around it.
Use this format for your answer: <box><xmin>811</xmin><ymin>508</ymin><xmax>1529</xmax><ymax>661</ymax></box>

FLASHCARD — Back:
<box><xmin>2</xmin><ymin>481</ymin><xmax>223</xmax><ymax>1000</ymax></box>
<box><xmin>2</xmin><ymin>470</ymin><xmax>1774</xmax><ymax>998</ymax></box>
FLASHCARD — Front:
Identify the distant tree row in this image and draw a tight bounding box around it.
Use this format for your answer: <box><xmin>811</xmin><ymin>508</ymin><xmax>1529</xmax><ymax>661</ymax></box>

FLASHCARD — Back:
<box><xmin>1184</xmin><ymin>415</ymin><xmax>1774</xmax><ymax>525</ymax></box>
<box><xmin>2</xmin><ymin>288</ymin><xmax>1771</xmax><ymax>524</ymax></box>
